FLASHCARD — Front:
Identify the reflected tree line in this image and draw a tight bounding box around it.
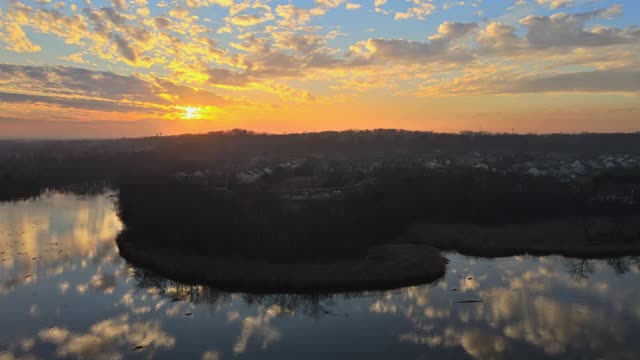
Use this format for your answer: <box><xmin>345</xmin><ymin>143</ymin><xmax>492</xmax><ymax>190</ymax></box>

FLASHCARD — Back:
<box><xmin>130</xmin><ymin>266</ymin><xmax>398</xmax><ymax>319</ymax></box>
<box><xmin>565</xmin><ymin>257</ymin><xmax>640</xmax><ymax>280</ymax></box>
<box><xmin>130</xmin><ymin>256</ymin><xmax>640</xmax><ymax>318</ymax></box>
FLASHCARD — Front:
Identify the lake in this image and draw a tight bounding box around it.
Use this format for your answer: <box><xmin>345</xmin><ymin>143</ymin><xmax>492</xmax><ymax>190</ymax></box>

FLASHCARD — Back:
<box><xmin>1</xmin><ymin>192</ymin><xmax>639</xmax><ymax>360</ymax></box>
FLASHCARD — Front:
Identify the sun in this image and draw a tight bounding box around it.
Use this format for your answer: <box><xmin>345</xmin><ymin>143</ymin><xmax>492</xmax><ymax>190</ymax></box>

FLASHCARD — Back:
<box><xmin>171</xmin><ymin>105</ymin><xmax>222</xmax><ymax>121</ymax></box>
<box><xmin>182</xmin><ymin>106</ymin><xmax>202</xmax><ymax>120</ymax></box>
<box><xmin>181</xmin><ymin>106</ymin><xmax>202</xmax><ymax>120</ymax></box>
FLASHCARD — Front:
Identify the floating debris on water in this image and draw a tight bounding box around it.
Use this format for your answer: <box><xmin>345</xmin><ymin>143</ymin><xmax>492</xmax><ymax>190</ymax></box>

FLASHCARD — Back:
<box><xmin>457</xmin><ymin>300</ymin><xmax>483</xmax><ymax>304</ymax></box>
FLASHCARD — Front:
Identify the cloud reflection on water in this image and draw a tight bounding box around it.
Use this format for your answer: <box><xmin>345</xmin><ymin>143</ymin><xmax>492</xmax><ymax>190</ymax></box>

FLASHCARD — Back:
<box><xmin>0</xmin><ymin>193</ymin><xmax>639</xmax><ymax>359</ymax></box>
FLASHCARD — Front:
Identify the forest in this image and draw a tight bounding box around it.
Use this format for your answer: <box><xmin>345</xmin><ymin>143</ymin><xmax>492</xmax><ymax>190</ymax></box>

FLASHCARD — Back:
<box><xmin>116</xmin><ymin>164</ymin><xmax>640</xmax><ymax>263</ymax></box>
<box><xmin>3</xmin><ymin>130</ymin><xmax>640</xmax><ymax>200</ymax></box>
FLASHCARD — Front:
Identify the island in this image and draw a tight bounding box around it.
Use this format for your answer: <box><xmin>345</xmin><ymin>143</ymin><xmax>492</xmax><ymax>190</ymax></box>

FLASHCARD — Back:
<box><xmin>114</xmin><ymin>144</ymin><xmax>640</xmax><ymax>292</ymax></box>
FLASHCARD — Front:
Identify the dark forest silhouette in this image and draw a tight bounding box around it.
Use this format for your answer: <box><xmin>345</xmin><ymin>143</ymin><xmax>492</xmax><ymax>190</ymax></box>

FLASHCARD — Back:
<box><xmin>3</xmin><ymin>130</ymin><xmax>640</xmax><ymax>200</ymax></box>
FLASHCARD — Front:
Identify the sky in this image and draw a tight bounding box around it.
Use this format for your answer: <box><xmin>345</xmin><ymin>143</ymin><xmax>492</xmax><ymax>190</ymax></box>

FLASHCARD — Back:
<box><xmin>0</xmin><ymin>0</ymin><xmax>638</xmax><ymax>138</ymax></box>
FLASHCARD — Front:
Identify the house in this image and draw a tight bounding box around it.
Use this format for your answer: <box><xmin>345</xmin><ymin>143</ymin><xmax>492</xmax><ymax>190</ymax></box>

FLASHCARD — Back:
<box><xmin>528</xmin><ymin>168</ymin><xmax>544</xmax><ymax>177</ymax></box>
<box><xmin>171</xmin><ymin>171</ymin><xmax>208</xmax><ymax>185</ymax></box>
<box><xmin>236</xmin><ymin>169</ymin><xmax>265</xmax><ymax>184</ymax></box>
<box><xmin>474</xmin><ymin>163</ymin><xmax>489</xmax><ymax>171</ymax></box>
<box><xmin>172</xmin><ymin>172</ymin><xmax>188</xmax><ymax>182</ymax></box>
<box><xmin>425</xmin><ymin>160</ymin><xmax>444</xmax><ymax>169</ymax></box>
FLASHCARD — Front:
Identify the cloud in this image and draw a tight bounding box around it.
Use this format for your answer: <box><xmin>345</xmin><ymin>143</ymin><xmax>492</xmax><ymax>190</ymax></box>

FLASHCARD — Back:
<box><xmin>362</xmin><ymin>38</ymin><xmax>471</xmax><ymax>62</ymax></box>
<box><xmin>418</xmin><ymin>69</ymin><xmax>640</xmax><ymax>96</ymax></box>
<box><xmin>521</xmin><ymin>7</ymin><xmax>635</xmax><ymax>49</ymax></box>
<box><xmin>153</xmin><ymin>17</ymin><xmax>171</xmax><ymax>29</ymax></box>
<box><xmin>0</xmin><ymin>91</ymin><xmax>156</xmax><ymax>113</ymax></box>
<box><xmin>111</xmin><ymin>0</ymin><xmax>127</xmax><ymax>11</ymax></box>
<box><xmin>355</xmin><ymin>22</ymin><xmax>477</xmax><ymax>63</ymax></box>
<box><xmin>2</xmin><ymin>22</ymin><xmax>41</xmax><ymax>52</ymax></box>
<box><xmin>315</xmin><ymin>0</ymin><xmax>346</xmax><ymax>8</ymax></box>
<box><xmin>346</xmin><ymin>3</ymin><xmax>361</xmax><ymax>10</ymax></box>
<box><xmin>479</xmin><ymin>5</ymin><xmax>639</xmax><ymax>55</ymax></box>
<box><xmin>230</xmin><ymin>13</ymin><xmax>272</xmax><ymax>27</ymax></box>
<box><xmin>0</xmin><ymin>64</ymin><xmax>231</xmax><ymax>112</ymax></box>
<box><xmin>275</xmin><ymin>5</ymin><xmax>324</xmax><ymax>28</ymax></box>
<box><xmin>112</xmin><ymin>33</ymin><xmax>139</xmax><ymax>65</ymax></box>
<box><xmin>478</xmin><ymin>22</ymin><xmax>524</xmax><ymax>54</ymax></box>
<box><xmin>395</xmin><ymin>0</ymin><xmax>437</xmax><ymax>21</ymax></box>
<box><xmin>272</xmin><ymin>31</ymin><xmax>325</xmax><ymax>53</ymax></box>
<box><xmin>536</xmin><ymin>0</ymin><xmax>573</xmax><ymax>10</ymax></box>
<box><xmin>186</xmin><ymin>0</ymin><xmax>233</xmax><ymax>9</ymax></box>
<box><xmin>503</xmin><ymin>69</ymin><xmax>640</xmax><ymax>94</ymax></box>
<box><xmin>437</xmin><ymin>22</ymin><xmax>478</xmax><ymax>38</ymax></box>
<box><xmin>207</xmin><ymin>68</ymin><xmax>250</xmax><ymax>86</ymax></box>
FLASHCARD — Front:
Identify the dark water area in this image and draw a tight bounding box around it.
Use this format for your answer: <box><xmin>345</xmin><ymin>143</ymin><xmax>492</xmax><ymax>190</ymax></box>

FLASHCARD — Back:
<box><xmin>1</xmin><ymin>192</ymin><xmax>639</xmax><ymax>359</ymax></box>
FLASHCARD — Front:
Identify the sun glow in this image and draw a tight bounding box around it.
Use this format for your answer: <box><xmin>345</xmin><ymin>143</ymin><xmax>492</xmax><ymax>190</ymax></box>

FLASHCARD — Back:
<box><xmin>181</xmin><ymin>106</ymin><xmax>202</xmax><ymax>120</ymax></box>
<box><xmin>171</xmin><ymin>105</ymin><xmax>224</xmax><ymax>122</ymax></box>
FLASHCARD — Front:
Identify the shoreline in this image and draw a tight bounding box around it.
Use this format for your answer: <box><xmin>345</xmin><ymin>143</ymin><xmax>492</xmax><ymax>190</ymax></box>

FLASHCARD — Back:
<box><xmin>116</xmin><ymin>234</ymin><xmax>447</xmax><ymax>294</ymax></box>
<box><xmin>409</xmin><ymin>217</ymin><xmax>640</xmax><ymax>258</ymax></box>
<box><xmin>116</xmin><ymin>216</ymin><xmax>640</xmax><ymax>293</ymax></box>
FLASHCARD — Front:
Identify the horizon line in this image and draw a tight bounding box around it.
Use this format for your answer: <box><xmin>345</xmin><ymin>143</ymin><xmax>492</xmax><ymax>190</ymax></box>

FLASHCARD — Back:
<box><xmin>2</xmin><ymin>128</ymin><xmax>640</xmax><ymax>141</ymax></box>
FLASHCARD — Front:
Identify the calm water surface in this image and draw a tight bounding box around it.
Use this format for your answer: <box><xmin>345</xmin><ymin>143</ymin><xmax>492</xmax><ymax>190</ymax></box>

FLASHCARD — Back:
<box><xmin>1</xmin><ymin>192</ymin><xmax>639</xmax><ymax>360</ymax></box>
